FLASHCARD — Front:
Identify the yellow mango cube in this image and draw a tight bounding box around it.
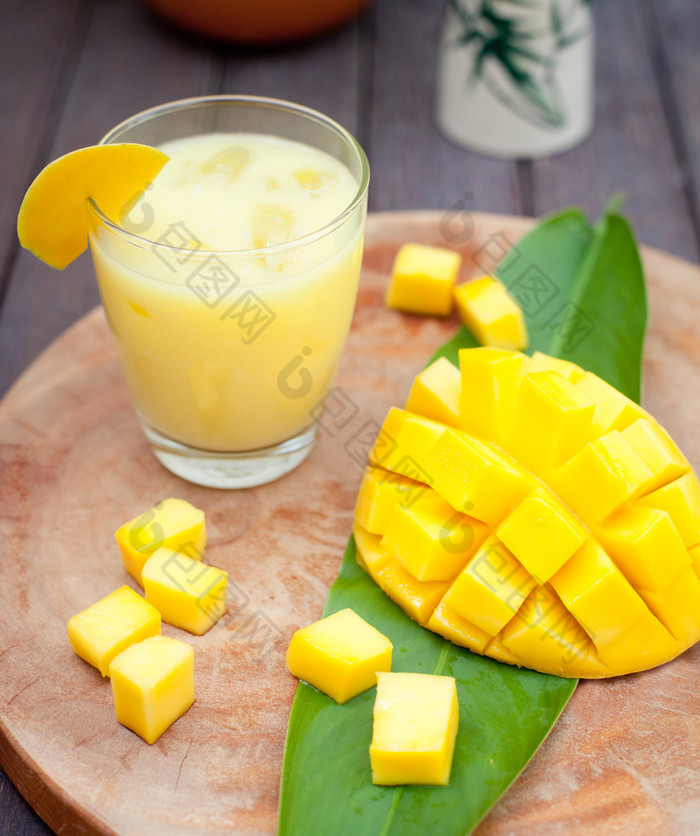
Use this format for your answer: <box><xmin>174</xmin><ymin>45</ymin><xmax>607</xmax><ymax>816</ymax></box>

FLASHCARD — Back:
<box><xmin>369</xmin><ymin>408</ymin><xmax>445</xmax><ymax>476</ymax></box>
<box><xmin>67</xmin><ymin>586</ymin><xmax>161</xmax><ymax>677</ymax></box>
<box><xmin>424</xmin><ymin>429</ymin><xmax>531</xmax><ymax>524</ymax></box>
<box><xmin>458</xmin><ymin>347</ymin><xmax>528</xmax><ymax>442</ymax></box>
<box><xmin>527</xmin><ymin>351</ymin><xmax>584</xmax><ymax>383</ymax></box>
<box><xmin>500</xmin><ymin>586</ymin><xmax>608</xmax><ymax>678</ymax></box>
<box><xmin>442</xmin><ymin>536</ymin><xmax>536</xmax><ymax>636</ymax></box>
<box><xmin>637</xmin><ymin>567</ymin><xmax>700</xmax><ymax>647</ymax></box>
<box><xmin>286</xmin><ymin>608</ymin><xmax>393</xmax><ymax>704</ymax></box>
<box><xmin>507</xmin><ymin>370</ymin><xmax>595</xmax><ymax>474</ymax></box>
<box><xmin>109</xmin><ymin>635</ymin><xmax>195</xmax><ymax>744</ymax></box>
<box><xmin>496</xmin><ymin>492</ymin><xmax>587</xmax><ymax>583</ymax></box>
<box><xmin>636</xmin><ymin>471</ymin><xmax>700</xmax><ymax>547</ymax></box>
<box><xmin>386</xmin><ymin>243</ymin><xmax>461</xmax><ymax>316</ymax></box>
<box><xmin>689</xmin><ymin>544</ymin><xmax>700</xmax><ymax>575</ymax></box>
<box><xmin>381</xmin><ymin>491</ymin><xmax>488</xmax><ymax>582</ymax></box>
<box><xmin>600</xmin><ymin>506</ymin><xmax>690</xmax><ymax>592</ymax></box>
<box><xmin>596</xmin><ymin>610</ymin><xmax>678</xmax><ymax>673</ymax></box>
<box><xmin>370</xmin><ymin>672</ymin><xmax>459</xmax><ymax>786</ymax></box>
<box><xmin>142</xmin><ymin>549</ymin><xmax>228</xmax><ymax>636</ymax></box>
<box><xmin>575</xmin><ymin>371</ymin><xmax>648</xmax><ymax>438</ymax></box>
<box><xmin>550</xmin><ymin>541</ymin><xmax>648</xmax><ymax>649</ymax></box>
<box><xmin>354</xmin><ymin>466</ymin><xmax>427</xmax><ymax>536</ymax></box>
<box><xmin>405</xmin><ymin>357</ymin><xmax>461</xmax><ymax>427</ymax></box>
<box><xmin>620</xmin><ymin>419</ymin><xmax>689</xmax><ymax>492</ymax></box>
<box><xmin>115</xmin><ymin>498</ymin><xmax>207</xmax><ymax>585</ymax></box>
<box><xmin>554</xmin><ymin>431</ymin><xmax>654</xmax><ymax>523</ymax></box>
<box><xmin>454</xmin><ymin>275</ymin><xmax>528</xmax><ymax>350</ymax></box>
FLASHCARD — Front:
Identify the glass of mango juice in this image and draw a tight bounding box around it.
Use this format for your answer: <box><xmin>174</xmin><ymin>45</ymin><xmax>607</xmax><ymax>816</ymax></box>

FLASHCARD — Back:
<box><xmin>87</xmin><ymin>96</ymin><xmax>369</xmax><ymax>488</ymax></box>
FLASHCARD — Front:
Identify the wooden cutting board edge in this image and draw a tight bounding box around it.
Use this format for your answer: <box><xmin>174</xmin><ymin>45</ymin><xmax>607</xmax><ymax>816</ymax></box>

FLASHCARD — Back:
<box><xmin>0</xmin><ymin>210</ymin><xmax>698</xmax><ymax>836</ymax></box>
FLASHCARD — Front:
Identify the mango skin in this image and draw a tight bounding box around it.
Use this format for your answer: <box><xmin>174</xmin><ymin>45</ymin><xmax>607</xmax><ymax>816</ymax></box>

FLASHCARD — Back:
<box><xmin>354</xmin><ymin>349</ymin><xmax>700</xmax><ymax>678</ymax></box>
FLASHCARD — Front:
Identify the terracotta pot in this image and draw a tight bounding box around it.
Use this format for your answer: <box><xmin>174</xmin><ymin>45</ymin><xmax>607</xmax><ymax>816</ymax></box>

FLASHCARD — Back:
<box><xmin>146</xmin><ymin>0</ymin><xmax>373</xmax><ymax>44</ymax></box>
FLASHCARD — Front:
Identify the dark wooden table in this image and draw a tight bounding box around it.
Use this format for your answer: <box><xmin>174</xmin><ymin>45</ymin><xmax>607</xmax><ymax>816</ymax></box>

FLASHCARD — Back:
<box><xmin>1</xmin><ymin>1</ymin><xmax>698</xmax><ymax>833</ymax></box>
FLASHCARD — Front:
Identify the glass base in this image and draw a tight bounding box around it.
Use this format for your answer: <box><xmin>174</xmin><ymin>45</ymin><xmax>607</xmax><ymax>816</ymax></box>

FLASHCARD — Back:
<box><xmin>141</xmin><ymin>422</ymin><xmax>318</xmax><ymax>489</ymax></box>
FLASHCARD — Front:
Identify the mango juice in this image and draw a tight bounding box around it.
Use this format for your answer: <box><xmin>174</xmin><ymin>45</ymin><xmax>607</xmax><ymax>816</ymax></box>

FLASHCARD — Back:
<box><xmin>90</xmin><ymin>133</ymin><xmax>363</xmax><ymax>453</ymax></box>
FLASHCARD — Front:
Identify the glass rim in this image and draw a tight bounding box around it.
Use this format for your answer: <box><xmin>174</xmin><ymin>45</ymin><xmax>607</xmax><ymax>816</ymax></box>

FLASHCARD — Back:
<box><xmin>88</xmin><ymin>94</ymin><xmax>370</xmax><ymax>257</ymax></box>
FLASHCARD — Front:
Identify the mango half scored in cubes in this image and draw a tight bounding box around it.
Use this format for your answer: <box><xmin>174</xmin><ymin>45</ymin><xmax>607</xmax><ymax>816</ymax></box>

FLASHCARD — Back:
<box><xmin>286</xmin><ymin>608</ymin><xmax>393</xmax><ymax>703</ymax></box>
<box><xmin>353</xmin><ymin>347</ymin><xmax>700</xmax><ymax>678</ymax></box>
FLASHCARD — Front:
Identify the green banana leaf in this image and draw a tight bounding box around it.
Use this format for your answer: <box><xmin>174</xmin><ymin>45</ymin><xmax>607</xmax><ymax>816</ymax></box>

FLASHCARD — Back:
<box><xmin>279</xmin><ymin>204</ymin><xmax>647</xmax><ymax>835</ymax></box>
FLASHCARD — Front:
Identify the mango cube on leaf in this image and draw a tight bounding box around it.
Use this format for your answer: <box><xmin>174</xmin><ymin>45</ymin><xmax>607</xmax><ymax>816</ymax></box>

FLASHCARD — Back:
<box><xmin>286</xmin><ymin>608</ymin><xmax>392</xmax><ymax>704</ymax></box>
<box><xmin>386</xmin><ymin>243</ymin><xmax>461</xmax><ymax>316</ymax></box>
<box><xmin>109</xmin><ymin>635</ymin><xmax>195</xmax><ymax>744</ymax></box>
<box><xmin>67</xmin><ymin>585</ymin><xmax>161</xmax><ymax>677</ymax></box>
<box><xmin>115</xmin><ymin>498</ymin><xmax>206</xmax><ymax>585</ymax></box>
<box><xmin>370</xmin><ymin>672</ymin><xmax>459</xmax><ymax>786</ymax></box>
<box><xmin>454</xmin><ymin>275</ymin><xmax>528</xmax><ymax>350</ymax></box>
<box><xmin>142</xmin><ymin>549</ymin><xmax>228</xmax><ymax>635</ymax></box>
<box><xmin>353</xmin><ymin>347</ymin><xmax>700</xmax><ymax>677</ymax></box>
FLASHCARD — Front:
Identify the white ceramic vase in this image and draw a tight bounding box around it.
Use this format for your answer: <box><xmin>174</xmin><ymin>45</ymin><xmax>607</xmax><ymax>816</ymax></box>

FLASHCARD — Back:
<box><xmin>437</xmin><ymin>0</ymin><xmax>594</xmax><ymax>158</ymax></box>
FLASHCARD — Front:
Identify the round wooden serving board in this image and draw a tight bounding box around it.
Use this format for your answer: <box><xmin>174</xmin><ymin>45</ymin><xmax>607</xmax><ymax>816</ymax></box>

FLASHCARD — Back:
<box><xmin>1</xmin><ymin>212</ymin><xmax>699</xmax><ymax>836</ymax></box>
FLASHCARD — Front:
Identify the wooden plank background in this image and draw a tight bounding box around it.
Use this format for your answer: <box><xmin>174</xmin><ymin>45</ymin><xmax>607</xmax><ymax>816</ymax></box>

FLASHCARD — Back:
<box><xmin>1</xmin><ymin>0</ymin><xmax>698</xmax><ymax>832</ymax></box>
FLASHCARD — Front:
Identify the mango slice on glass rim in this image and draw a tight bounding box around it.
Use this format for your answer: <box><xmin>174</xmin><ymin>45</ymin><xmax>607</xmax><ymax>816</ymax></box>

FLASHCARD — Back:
<box><xmin>17</xmin><ymin>143</ymin><xmax>168</xmax><ymax>269</ymax></box>
<box><xmin>354</xmin><ymin>348</ymin><xmax>700</xmax><ymax>678</ymax></box>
